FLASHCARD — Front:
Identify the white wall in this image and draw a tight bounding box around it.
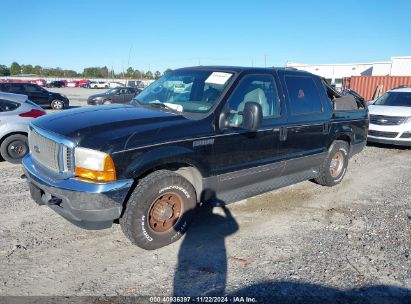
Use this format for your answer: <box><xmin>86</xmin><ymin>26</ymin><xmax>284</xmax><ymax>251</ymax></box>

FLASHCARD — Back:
<box><xmin>391</xmin><ymin>57</ymin><xmax>411</xmax><ymax>76</ymax></box>
<box><xmin>287</xmin><ymin>56</ymin><xmax>411</xmax><ymax>82</ymax></box>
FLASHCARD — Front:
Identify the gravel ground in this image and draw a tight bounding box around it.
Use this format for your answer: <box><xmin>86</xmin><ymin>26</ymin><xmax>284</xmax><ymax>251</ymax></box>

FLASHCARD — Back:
<box><xmin>0</xmin><ymin>97</ymin><xmax>410</xmax><ymax>302</ymax></box>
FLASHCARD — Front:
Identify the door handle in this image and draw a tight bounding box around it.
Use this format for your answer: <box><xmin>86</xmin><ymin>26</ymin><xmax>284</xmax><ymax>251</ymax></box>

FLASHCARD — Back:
<box><xmin>279</xmin><ymin>127</ymin><xmax>288</xmax><ymax>141</ymax></box>
<box><xmin>323</xmin><ymin>123</ymin><xmax>330</xmax><ymax>134</ymax></box>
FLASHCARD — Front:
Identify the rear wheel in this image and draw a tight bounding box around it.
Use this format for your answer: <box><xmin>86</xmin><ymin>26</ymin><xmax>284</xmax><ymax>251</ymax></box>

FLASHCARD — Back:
<box><xmin>120</xmin><ymin>170</ymin><xmax>197</xmax><ymax>250</ymax></box>
<box><xmin>315</xmin><ymin>140</ymin><xmax>349</xmax><ymax>186</ymax></box>
<box><xmin>0</xmin><ymin>134</ymin><xmax>29</xmax><ymax>164</ymax></box>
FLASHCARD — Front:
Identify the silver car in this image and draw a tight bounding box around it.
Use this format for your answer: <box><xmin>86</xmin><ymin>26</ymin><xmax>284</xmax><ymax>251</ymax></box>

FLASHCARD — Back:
<box><xmin>368</xmin><ymin>88</ymin><xmax>411</xmax><ymax>146</ymax></box>
<box><xmin>0</xmin><ymin>92</ymin><xmax>46</xmax><ymax>163</ymax></box>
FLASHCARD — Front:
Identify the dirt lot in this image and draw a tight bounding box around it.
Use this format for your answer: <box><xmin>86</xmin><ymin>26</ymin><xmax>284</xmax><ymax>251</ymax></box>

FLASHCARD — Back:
<box><xmin>0</xmin><ymin>139</ymin><xmax>410</xmax><ymax>302</ymax></box>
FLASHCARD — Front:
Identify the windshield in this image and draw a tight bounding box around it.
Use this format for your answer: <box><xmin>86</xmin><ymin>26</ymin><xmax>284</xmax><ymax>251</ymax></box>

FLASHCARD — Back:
<box><xmin>132</xmin><ymin>70</ymin><xmax>233</xmax><ymax>113</ymax></box>
<box><xmin>374</xmin><ymin>91</ymin><xmax>411</xmax><ymax>107</ymax></box>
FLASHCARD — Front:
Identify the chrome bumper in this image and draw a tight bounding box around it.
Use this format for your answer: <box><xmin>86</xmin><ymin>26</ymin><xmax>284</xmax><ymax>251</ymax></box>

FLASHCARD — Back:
<box><xmin>22</xmin><ymin>154</ymin><xmax>133</xmax><ymax>229</ymax></box>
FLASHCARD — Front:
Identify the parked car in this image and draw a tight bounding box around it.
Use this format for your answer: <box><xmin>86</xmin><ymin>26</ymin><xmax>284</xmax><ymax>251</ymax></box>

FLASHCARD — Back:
<box><xmin>46</xmin><ymin>81</ymin><xmax>66</xmax><ymax>88</ymax></box>
<box><xmin>108</xmin><ymin>81</ymin><xmax>124</xmax><ymax>88</ymax></box>
<box><xmin>0</xmin><ymin>93</ymin><xmax>46</xmax><ymax>163</ymax></box>
<box><xmin>22</xmin><ymin>66</ymin><xmax>368</xmax><ymax>250</ymax></box>
<box><xmin>30</xmin><ymin>79</ymin><xmax>47</xmax><ymax>87</ymax></box>
<box><xmin>0</xmin><ymin>82</ymin><xmax>69</xmax><ymax>109</ymax></box>
<box><xmin>78</xmin><ymin>79</ymin><xmax>90</xmax><ymax>88</ymax></box>
<box><xmin>66</xmin><ymin>81</ymin><xmax>79</xmax><ymax>88</ymax></box>
<box><xmin>89</xmin><ymin>81</ymin><xmax>110</xmax><ymax>89</ymax></box>
<box><xmin>368</xmin><ymin>87</ymin><xmax>411</xmax><ymax>146</ymax></box>
<box><xmin>87</xmin><ymin>87</ymin><xmax>141</xmax><ymax>105</ymax></box>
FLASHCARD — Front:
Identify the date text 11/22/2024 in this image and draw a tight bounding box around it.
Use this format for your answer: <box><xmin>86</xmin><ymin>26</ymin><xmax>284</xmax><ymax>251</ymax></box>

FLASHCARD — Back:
<box><xmin>149</xmin><ymin>296</ymin><xmax>258</xmax><ymax>302</ymax></box>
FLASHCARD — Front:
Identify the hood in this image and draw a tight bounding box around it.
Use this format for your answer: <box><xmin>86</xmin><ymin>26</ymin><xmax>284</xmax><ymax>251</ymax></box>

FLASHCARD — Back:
<box><xmin>32</xmin><ymin>104</ymin><xmax>187</xmax><ymax>151</ymax></box>
<box><xmin>88</xmin><ymin>93</ymin><xmax>108</xmax><ymax>100</ymax></box>
<box><xmin>368</xmin><ymin>105</ymin><xmax>411</xmax><ymax>117</ymax></box>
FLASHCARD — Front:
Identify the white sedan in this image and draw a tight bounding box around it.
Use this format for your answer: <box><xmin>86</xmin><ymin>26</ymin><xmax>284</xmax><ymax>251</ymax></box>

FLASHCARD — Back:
<box><xmin>90</xmin><ymin>81</ymin><xmax>110</xmax><ymax>89</ymax></box>
<box><xmin>368</xmin><ymin>87</ymin><xmax>411</xmax><ymax>146</ymax></box>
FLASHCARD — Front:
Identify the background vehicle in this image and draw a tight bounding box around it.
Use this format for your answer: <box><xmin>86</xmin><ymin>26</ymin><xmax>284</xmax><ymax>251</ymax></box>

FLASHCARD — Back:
<box><xmin>0</xmin><ymin>93</ymin><xmax>46</xmax><ymax>163</ymax></box>
<box><xmin>66</xmin><ymin>81</ymin><xmax>79</xmax><ymax>88</ymax></box>
<box><xmin>23</xmin><ymin>67</ymin><xmax>368</xmax><ymax>250</ymax></box>
<box><xmin>368</xmin><ymin>87</ymin><xmax>411</xmax><ymax>146</ymax></box>
<box><xmin>108</xmin><ymin>81</ymin><xmax>124</xmax><ymax>88</ymax></box>
<box><xmin>87</xmin><ymin>87</ymin><xmax>140</xmax><ymax>105</ymax></box>
<box><xmin>78</xmin><ymin>79</ymin><xmax>90</xmax><ymax>88</ymax></box>
<box><xmin>0</xmin><ymin>82</ymin><xmax>69</xmax><ymax>110</ymax></box>
<box><xmin>46</xmin><ymin>81</ymin><xmax>66</xmax><ymax>88</ymax></box>
<box><xmin>90</xmin><ymin>81</ymin><xmax>109</xmax><ymax>89</ymax></box>
<box><xmin>30</xmin><ymin>79</ymin><xmax>47</xmax><ymax>87</ymax></box>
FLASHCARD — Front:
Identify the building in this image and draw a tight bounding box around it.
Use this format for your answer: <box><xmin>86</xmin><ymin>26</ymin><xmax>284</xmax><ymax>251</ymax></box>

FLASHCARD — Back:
<box><xmin>286</xmin><ymin>56</ymin><xmax>411</xmax><ymax>86</ymax></box>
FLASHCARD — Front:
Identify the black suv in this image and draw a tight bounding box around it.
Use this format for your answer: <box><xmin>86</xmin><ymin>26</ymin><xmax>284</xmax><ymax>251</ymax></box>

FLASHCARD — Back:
<box><xmin>23</xmin><ymin>66</ymin><xmax>368</xmax><ymax>250</ymax></box>
<box><xmin>46</xmin><ymin>81</ymin><xmax>66</xmax><ymax>88</ymax></box>
<box><xmin>0</xmin><ymin>82</ymin><xmax>69</xmax><ymax>110</ymax></box>
<box><xmin>87</xmin><ymin>87</ymin><xmax>141</xmax><ymax>105</ymax></box>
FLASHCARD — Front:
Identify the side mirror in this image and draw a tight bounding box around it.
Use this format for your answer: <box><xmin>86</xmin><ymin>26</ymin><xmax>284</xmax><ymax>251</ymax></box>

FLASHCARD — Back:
<box><xmin>242</xmin><ymin>102</ymin><xmax>262</xmax><ymax>132</ymax></box>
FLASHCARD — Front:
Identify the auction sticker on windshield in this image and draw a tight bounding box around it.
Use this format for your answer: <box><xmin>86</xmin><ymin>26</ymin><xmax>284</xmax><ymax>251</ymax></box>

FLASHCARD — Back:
<box><xmin>205</xmin><ymin>72</ymin><xmax>232</xmax><ymax>85</ymax></box>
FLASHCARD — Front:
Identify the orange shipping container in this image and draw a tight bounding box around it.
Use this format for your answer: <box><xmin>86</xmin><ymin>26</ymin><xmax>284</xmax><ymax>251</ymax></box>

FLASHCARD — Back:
<box><xmin>343</xmin><ymin>76</ymin><xmax>411</xmax><ymax>101</ymax></box>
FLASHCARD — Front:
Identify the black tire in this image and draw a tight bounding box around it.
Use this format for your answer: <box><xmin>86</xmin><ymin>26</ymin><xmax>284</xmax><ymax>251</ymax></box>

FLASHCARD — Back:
<box><xmin>315</xmin><ymin>140</ymin><xmax>349</xmax><ymax>187</ymax></box>
<box><xmin>103</xmin><ymin>99</ymin><xmax>111</xmax><ymax>105</ymax></box>
<box><xmin>51</xmin><ymin>99</ymin><xmax>64</xmax><ymax>110</ymax></box>
<box><xmin>0</xmin><ymin>134</ymin><xmax>29</xmax><ymax>164</ymax></box>
<box><xmin>120</xmin><ymin>170</ymin><xmax>197</xmax><ymax>250</ymax></box>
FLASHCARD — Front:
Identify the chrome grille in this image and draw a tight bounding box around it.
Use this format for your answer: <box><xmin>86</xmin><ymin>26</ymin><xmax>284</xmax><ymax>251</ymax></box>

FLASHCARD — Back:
<box><xmin>29</xmin><ymin>129</ymin><xmax>60</xmax><ymax>172</ymax></box>
<box><xmin>28</xmin><ymin>126</ymin><xmax>75</xmax><ymax>176</ymax></box>
<box><xmin>368</xmin><ymin>130</ymin><xmax>399</xmax><ymax>138</ymax></box>
<box><xmin>370</xmin><ymin>115</ymin><xmax>406</xmax><ymax>126</ymax></box>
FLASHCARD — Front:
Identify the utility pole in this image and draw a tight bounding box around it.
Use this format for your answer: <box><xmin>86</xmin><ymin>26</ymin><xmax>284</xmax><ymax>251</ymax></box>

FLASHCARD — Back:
<box><xmin>264</xmin><ymin>53</ymin><xmax>269</xmax><ymax>68</ymax></box>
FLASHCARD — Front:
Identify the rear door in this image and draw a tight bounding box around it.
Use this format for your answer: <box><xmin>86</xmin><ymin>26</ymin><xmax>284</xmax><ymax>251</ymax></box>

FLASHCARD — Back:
<box><xmin>278</xmin><ymin>71</ymin><xmax>331</xmax><ymax>174</ymax></box>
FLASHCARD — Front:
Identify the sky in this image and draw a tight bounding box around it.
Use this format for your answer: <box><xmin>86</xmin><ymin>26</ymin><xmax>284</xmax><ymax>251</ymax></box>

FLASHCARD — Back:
<box><xmin>1</xmin><ymin>0</ymin><xmax>411</xmax><ymax>73</ymax></box>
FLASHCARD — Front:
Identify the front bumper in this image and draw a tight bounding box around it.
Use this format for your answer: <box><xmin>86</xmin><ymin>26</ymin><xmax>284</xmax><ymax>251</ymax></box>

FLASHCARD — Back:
<box><xmin>22</xmin><ymin>154</ymin><xmax>133</xmax><ymax>229</ymax></box>
<box><xmin>368</xmin><ymin>124</ymin><xmax>411</xmax><ymax>147</ymax></box>
<box><xmin>367</xmin><ymin>136</ymin><xmax>411</xmax><ymax>146</ymax></box>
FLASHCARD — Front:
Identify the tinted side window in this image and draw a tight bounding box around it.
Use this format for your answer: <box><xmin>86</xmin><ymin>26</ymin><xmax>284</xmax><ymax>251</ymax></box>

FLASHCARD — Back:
<box><xmin>227</xmin><ymin>74</ymin><xmax>280</xmax><ymax>126</ymax></box>
<box><xmin>285</xmin><ymin>76</ymin><xmax>322</xmax><ymax>115</ymax></box>
<box><xmin>0</xmin><ymin>99</ymin><xmax>20</xmax><ymax>112</ymax></box>
<box><xmin>24</xmin><ymin>84</ymin><xmax>43</xmax><ymax>93</ymax></box>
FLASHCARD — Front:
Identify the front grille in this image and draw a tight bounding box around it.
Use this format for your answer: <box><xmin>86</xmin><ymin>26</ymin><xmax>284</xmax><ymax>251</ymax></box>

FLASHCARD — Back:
<box><xmin>28</xmin><ymin>127</ymin><xmax>74</xmax><ymax>176</ymax></box>
<box><xmin>368</xmin><ymin>130</ymin><xmax>399</xmax><ymax>138</ymax></box>
<box><xmin>370</xmin><ymin>115</ymin><xmax>406</xmax><ymax>126</ymax></box>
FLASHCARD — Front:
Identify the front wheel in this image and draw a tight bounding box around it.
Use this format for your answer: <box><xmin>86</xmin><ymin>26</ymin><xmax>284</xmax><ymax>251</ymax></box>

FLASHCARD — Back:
<box><xmin>120</xmin><ymin>170</ymin><xmax>197</xmax><ymax>250</ymax></box>
<box><xmin>0</xmin><ymin>134</ymin><xmax>29</xmax><ymax>164</ymax></box>
<box><xmin>315</xmin><ymin>140</ymin><xmax>349</xmax><ymax>186</ymax></box>
<box><xmin>51</xmin><ymin>99</ymin><xmax>64</xmax><ymax>110</ymax></box>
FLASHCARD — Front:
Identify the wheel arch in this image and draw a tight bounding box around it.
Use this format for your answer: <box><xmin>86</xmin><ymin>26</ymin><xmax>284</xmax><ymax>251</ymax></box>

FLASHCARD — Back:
<box><xmin>131</xmin><ymin>162</ymin><xmax>204</xmax><ymax>202</ymax></box>
<box><xmin>0</xmin><ymin>131</ymin><xmax>28</xmax><ymax>146</ymax></box>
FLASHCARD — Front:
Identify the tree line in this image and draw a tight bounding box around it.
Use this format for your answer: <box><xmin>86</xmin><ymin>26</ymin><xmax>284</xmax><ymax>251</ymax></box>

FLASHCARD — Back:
<box><xmin>0</xmin><ymin>62</ymin><xmax>173</xmax><ymax>80</ymax></box>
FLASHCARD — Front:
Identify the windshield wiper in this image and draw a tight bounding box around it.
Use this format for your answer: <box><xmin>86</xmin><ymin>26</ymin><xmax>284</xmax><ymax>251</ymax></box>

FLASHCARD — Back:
<box><xmin>147</xmin><ymin>101</ymin><xmax>183</xmax><ymax>113</ymax></box>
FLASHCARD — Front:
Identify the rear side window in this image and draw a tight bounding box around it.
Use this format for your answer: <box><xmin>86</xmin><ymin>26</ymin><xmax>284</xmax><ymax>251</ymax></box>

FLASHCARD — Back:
<box><xmin>1</xmin><ymin>83</ymin><xmax>25</xmax><ymax>93</ymax></box>
<box><xmin>0</xmin><ymin>99</ymin><xmax>20</xmax><ymax>112</ymax></box>
<box><xmin>285</xmin><ymin>76</ymin><xmax>323</xmax><ymax>115</ymax></box>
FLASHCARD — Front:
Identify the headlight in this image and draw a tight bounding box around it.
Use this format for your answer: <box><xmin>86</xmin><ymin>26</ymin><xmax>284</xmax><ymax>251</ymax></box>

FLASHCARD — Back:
<box><xmin>74</xmin><ymin>147</ymin><xmax>116</xmax><ymax>182</ymax></box>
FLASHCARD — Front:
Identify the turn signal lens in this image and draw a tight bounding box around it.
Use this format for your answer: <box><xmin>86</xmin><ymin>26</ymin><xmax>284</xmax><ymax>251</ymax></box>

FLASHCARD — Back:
<box><xmin>74</xmin><ymin>148</ymin><xmax>116</xmax><ymax>182</ymax></box>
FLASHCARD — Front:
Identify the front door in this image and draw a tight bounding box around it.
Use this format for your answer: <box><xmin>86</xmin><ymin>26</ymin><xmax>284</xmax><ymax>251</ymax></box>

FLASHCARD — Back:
<box><xmin>210</xmin><ymin>73</ymin><xmax>286</xmax><ymax>202</ymax></box>
<box><xmin>23</xmin><ymin>84</ymin><xmax>49</xmax><ymax>106</ymax></box>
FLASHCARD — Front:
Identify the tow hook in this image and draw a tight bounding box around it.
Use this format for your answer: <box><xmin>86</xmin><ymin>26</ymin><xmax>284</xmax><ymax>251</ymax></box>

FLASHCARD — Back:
<box><xmin>21</xmin><ymin>174</ymin><xmax>26</xmax><ymax>180</ymax></box>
